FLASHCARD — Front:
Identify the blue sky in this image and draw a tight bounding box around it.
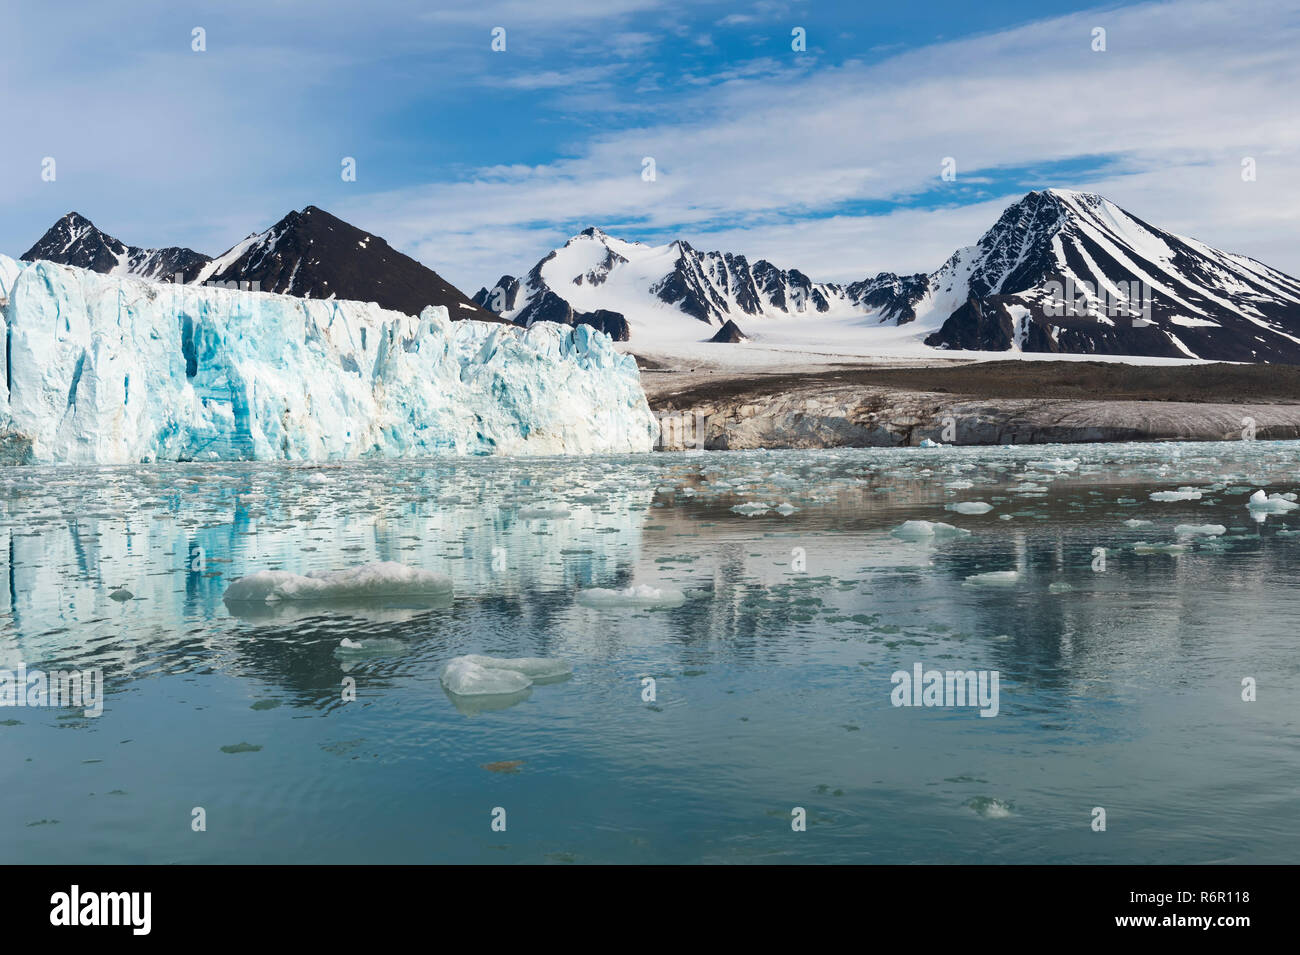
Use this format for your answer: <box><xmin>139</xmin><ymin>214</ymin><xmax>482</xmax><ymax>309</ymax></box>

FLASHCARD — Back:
<box><xmin>3</xmin><ymin>0</ymin><xmax>1298</xmax><ymax>290</ymax></box>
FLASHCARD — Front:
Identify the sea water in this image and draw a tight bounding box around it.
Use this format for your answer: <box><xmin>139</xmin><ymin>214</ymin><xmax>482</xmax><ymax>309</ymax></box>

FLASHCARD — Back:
<box><xmin>2</xmin><ymin>440</ymin><xmax>1297</xmax><ymax>863</ymax></box>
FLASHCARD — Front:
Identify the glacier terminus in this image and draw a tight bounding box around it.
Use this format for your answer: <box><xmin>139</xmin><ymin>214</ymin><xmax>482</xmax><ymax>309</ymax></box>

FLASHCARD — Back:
<box><xmin>0</xmin><ymin>255</ymin><xmax>657</xmax><ymax>464</ymax></box>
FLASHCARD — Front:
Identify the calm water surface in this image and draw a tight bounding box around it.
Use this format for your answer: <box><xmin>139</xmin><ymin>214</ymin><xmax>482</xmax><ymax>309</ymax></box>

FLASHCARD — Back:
<box><xmin>2</xmin><ymin>441</ymin><xmax>1298</xmax><ymax>863</ymax></box>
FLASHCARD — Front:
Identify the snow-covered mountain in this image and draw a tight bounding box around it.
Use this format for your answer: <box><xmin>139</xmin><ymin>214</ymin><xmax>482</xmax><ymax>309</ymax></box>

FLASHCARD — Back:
<box><xmin>23</xmin><ymin>208</ymin><xmax>497</xmax><ymax>322</ymax></box>
<box><xmin>23</xmin><ymin>212</ymin><xmax>209</xmax><ymax>282</ymax></box>
<box><xmin>921</xmin><ymin>189</ymin><xmax>1300</xmax><ymax>362</ymax></box>
<box><xmin>476</xmin><ymin>191</ymin><xmax>1300</xmax><ymax>362</ymax></box>
<box><xmin>473</xmin><ymin>227</ymin><xmax>930</xmax><ymax>342</ymax></box>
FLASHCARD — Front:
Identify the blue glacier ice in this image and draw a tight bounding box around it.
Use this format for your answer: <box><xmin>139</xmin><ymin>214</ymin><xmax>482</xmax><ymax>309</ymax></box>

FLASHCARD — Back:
<box><xmin>0</xmin><ymin>255</ymin><xmax>657</xmax><ymax>464</ymax></box>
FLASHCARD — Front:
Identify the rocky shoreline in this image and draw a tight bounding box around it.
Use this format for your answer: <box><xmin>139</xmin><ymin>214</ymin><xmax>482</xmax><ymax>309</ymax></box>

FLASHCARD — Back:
<box><xmin>644</xmin><ymin>360</ymin><xmax>1300</xmax><ymax>450</ymax></box>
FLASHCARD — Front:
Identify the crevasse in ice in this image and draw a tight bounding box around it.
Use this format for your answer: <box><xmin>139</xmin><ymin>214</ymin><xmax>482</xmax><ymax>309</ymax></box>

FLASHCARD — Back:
<box><xmin>0</xmin><ymin>255</ymin><xmax>657</xmax><ymax>463</ymax></box>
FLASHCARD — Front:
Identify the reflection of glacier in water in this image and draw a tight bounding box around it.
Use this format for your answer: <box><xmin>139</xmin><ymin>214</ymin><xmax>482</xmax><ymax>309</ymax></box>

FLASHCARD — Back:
<box><xmin>0</xmin><ymin>458</ymin><xmax>655</xmax><ymax>672</ymax></box>
<box><xmin>2</xmin><ymin>441</ymin><xmax>1300</xmax><ymax>863</ymax></box>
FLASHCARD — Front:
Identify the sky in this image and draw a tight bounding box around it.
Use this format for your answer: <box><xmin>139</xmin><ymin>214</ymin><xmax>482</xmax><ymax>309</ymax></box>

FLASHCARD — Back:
<box><xmin>2</xmin><ymin>0</ymin><xmax>1298</xmax><ymax>292</ymax></box>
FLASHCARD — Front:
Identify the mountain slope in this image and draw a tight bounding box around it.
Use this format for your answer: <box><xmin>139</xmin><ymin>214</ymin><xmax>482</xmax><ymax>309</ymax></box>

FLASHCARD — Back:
<box><xmin>920</xmin><ymin>189</ymin><xmax>1300</xmax><ymax>362</ymax></box>
<box><xmin>23</xmin><ymin>207</ymin><xmax>498</xmax><ymax>322</ymax></box>
<box><xmin>194</xmin><ymin>206</ymin><xmax>498</xmax><ymax>320</ymax></box>
<box><xmin>474</xmin><ymin>227</ymin><xmax>929</xmax><ymax>340</ymax></box>
<box><xmin>23</xmin><ymin>212</ymin><xmax>209</xmax><ymax>282</ymax></box>
<box><xmin>479</xmin><ymin>191</ymin><xmax>1300</xmax><ymax>362</ymax></box>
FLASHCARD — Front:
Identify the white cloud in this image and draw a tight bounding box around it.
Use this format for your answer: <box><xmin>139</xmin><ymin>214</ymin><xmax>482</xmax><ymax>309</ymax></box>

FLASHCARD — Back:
<box><xmin>5</xmin><ymin>0</ymin><xmax>1299</xmax><ymax>298</ymax></box>
<box><xmin>340</xmin><ymin>0</ymin><xmax>1300</xmax><ymax>288</ymax></box>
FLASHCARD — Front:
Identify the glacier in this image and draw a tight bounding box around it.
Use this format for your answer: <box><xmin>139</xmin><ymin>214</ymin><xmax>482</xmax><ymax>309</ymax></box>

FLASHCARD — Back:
<box><xmin>0</xmin><ymin>254</ymin><xmax>657</xmax><ymax>464</ymax></box>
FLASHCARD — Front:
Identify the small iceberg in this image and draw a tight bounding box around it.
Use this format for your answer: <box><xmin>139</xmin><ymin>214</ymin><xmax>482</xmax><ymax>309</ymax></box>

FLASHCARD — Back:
<box><xmin>1132</xmin><ymin>541</ymin><xmax>1188</xmax><ymax>555</ymax></box>
<box><xmin>946</xmin><ymin>502</ymin><xmax>993</xmax><ymax>515</ymax></box>
<box><xmin>1174</xmin><ymin>523</ymin><xmax>1226</xmax><ymax>536</ymax></box>
<box><xmin>963</xmin><ymin>570</ymin><xmax>1020</xmax><ymax>587</ymax></box>
<box><xmin>1149</xmin><ymin>488</ymin><xmax>1202</xmax><ymax>502</ymax></box>
<box><xmin>334</xmin><ymin>637</ymin><xmax>408</xmax><ymax>657</ymax></box>
<box><xmin>576</xmin><ymin>584</ymin><xmax>687</xmax><ymax>608</ymax></box>
<box><xmin>441</xmin><ymin>654</ymin><xmax>572</xmax><ymax>695</ymax></box>
<box><xmin>966</xmin><ymin>796</ymin><xmax>1014</xmax><ymax>819</ymax></box>
<box><xmin>517</xmin><ymin>505</ymin><xmax>571</xmax><ymax>519</ymax></box>
<box><xmin>1026</xmin><ymin>458</ymin><xmax>1079</xmax><ymax>473</ymax></box>
<box><xmin>224</xmin><ymin>561</ymin><xmax>452</xmax><ymax>603</ymax></box>
<box><xmin>440</xmin><ymin>654</ymin><xmax>572</xmax><ymax>714</ymax></box>
<box><xmin>918</xmin><ymin>438</ymin><xmax>943</xmax><ymax>448</ymax></box>
<box><xmin>1246</xmin><ymin>490</ymin><xmax>1299</xmax><ymax>513</ymax></box>
<box><xmin>891</xmin><ymin>520</ymin><xmax>971</xmax><ymax>541</ymax></box>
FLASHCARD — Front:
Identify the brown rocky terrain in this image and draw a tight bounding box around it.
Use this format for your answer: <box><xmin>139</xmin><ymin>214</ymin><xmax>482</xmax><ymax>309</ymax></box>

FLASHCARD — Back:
<box><xmin>641</xmin><ymin>360</ymin><xmax>1300</xmax><ymax>449</ymax></box>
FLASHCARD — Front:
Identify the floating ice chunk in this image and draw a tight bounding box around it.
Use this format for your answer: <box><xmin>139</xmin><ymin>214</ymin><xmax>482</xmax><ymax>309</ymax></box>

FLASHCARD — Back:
<box><xmin>576</xmin><ymin>584</ymin><xmax>687</xmax><ymax>608</ymax></box>
<box><xmin>456</xmin><ymin>654</ymin><xmax>573</xmax><ymax>682</ymax></box>
<box><xmin>1048</xmin><ymin>582</ymin><xmax>1074</xmax><ymax>593</ymax></box>
<box><xmin>1246</xmin><ymin>490</ymin><xmax>1299</xmax><ymax>513</ymax></box>
<box><xmin>518</xmin><ymin>505</ymin><xmax>571</xmax><ymax>519</ymax></box>
<box><xmin>946</xmin><ymin>502</ymin><xmax>993</xmax><ymax>515</ymax></box>
<box><xmin>963</xmin><ymin>570</ymin><xmax>1020</xmax><ymax>587</ymax></box>
<box><xmin>731</xmin><ymin>502</ymin><xmax>771</xmax><ymax>516</ymax></box>
<box><xmin>440</xmin><ymin>654</ymin><xmax>571</xmax><ymax>699</ymax></box>
<box><xmin>334</xmin><ymin>637</ymin><xmax>407</xmax><ymax>656</ymax></box>
<box><xmin>223</xmin><ymin>561</ymin><xmax>452</xmax><ymax>603</ymax></box>
<box><xmin>1132</xmin><ymin>542</ymin><xmax>1188</xmax><ymax>554</ymax></box>
<box><xmin>1026</xmin><ymin>458</ymin><xmax>1079</xmax><ymax>472</ymax></box>
<box><xmin>891</xmin><ymin>520</ymin><xmax>971</xmax><ymax>541</ymax></box>
<box><xmin>1149</xmin><ymin>488</ymin><xmax>1202</xmax><ymax>502</ymax></box>
<box><xmin>1123</xmin><ymin>518</ymin><xmax>1154</xmax><ymax>527</ymax></box>
<box><xmin>1174</xmin><ymin>524</ymin><xmax>1226</xmax><ymax>536</ymax></box>
<box><xmin>918</xmin><ymin>438</ymin><xmax>943</xmax><ymax>448</ymax></box>
<box><xmin>774</xmin><ymin>503</ymin><xmax>798</xmax><ymax>516</ymax></box>
<box><xmin>967</xmin><ymin>796</ymin><xmax>1014</xmax><ymax>818</ymax></box>
<box><xmin>945</xmin><ymin>480</ymin><xmax>975</xmax><ymax>490</ymax></box>
<box><xmin>440</xmin><ymin>657</ymin><xmax>533</xmax><ymax>696</ymax></box>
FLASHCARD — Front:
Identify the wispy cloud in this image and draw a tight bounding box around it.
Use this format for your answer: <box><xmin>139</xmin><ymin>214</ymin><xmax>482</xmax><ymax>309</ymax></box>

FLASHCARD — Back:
<box><xmin>338</xmin><ymin>0</ymin><xmax>1300</xmax><ymax>286</ymax></box>
<box><xmin>3</xmin><ymin>0</ymin><xmax>1298</xmax><ymax>296</ymax></box>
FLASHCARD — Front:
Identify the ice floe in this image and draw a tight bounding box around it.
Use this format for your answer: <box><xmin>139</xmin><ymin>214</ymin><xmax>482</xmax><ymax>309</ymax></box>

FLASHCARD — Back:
<box><xmin>1149</xmin><ymin>488</ymin><xmax>1202</xmax><ymax>502</ymax></box>
<box><xmin>963</xmin><ymin>570</ymin><xmax>1020</xmax><ymax>587</ymax></box>
<box><xmin>891</xmin><ymin>520</ymin><xmax>971</xmax><ymax>541</ymax></box>
<box><xmin>1246</xmin><ymin>490</ymin><xmax>1299</xmax><ymax>513</ymax></box>
<box><xmin>1132</xmin><ymin>542</ymin><xmax>1189</xmax><ymax>554</ymax></box>
<box><xmin>223</xmin><ymin>561</ymin><xmax>452</xmax><ymax>603</ymax></box>
<box><xmin>1174</xmin><ymin>524</ymin><xmax>1226</xmax><ymax>536</ymax></box>
<box><xmin>576</xmin><ymin>584</ymin><xmax>687</xmax><ymax>608</ymax></box>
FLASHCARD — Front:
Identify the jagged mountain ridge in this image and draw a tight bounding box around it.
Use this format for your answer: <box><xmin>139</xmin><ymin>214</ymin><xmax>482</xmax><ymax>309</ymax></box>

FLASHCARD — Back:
<box><xmin>474</xmin><ymin>227</ymin><xmax>931</xmax><ymax>336</ymax></box>
<box><xmin>22</xmin><ymin>212</ymin><xmax>209</xmax><ymax>282</ymax></box>
<box><xmin>921</xmin><ymin>189</ymin><xmax>1300</xmax><ymax>362</ymax></box>
<box><xmin>22</xmin><ymin>208</ymin><xmax>498</xmax><ymax>322</ymax></box>
<box><xmin>475</xmin><ymin>191</ymin><xmax>1300</xmax><ymax>362</ymax></box>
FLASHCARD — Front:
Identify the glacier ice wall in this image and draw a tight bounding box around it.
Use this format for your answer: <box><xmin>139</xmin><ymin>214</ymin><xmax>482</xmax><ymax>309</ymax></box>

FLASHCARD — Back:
<box><xmin>0</xmin><ymin>255</ymin><xmax>657</xmax><ymax>463</ymax></box>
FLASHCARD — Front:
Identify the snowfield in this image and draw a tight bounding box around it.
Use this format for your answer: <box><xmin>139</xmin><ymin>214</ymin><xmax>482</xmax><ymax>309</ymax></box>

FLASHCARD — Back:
<box><xmin>482</xmin><ymin>189</ymin><xmax>1300</xmax><ymax>366</ymax></box>
<box><xmin>0</xmin><ymin>254</ymin><xmax>657</xmax><ymax>464</ymax></box>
